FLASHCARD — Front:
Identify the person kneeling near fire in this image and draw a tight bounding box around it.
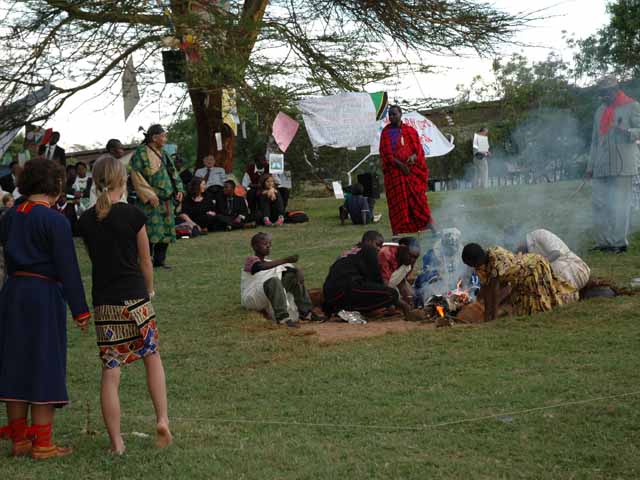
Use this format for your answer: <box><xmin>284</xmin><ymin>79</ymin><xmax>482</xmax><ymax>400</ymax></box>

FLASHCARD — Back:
<box><xmin>323</xmin><ymin>231</ymin><xmax>419</xmax><ymax>321</ymax></box>
<box><xmin>378</xmin><ymin>237</ymin><xmax>421</xmax><ymax>303</ymax></box>
<box><xmin>461</xmin><ymin>243</ymin><xmax>578</xmax><ymax>322</ymax></box>
<box><xmin>505</xmin><ymin>227</ymin><xmax>591</xmax><ymax>292</ymax></box>
<box><xmin>241</xmin><ymin>232</ymin><xmax>324</xmax><ymax>328</ymax></box>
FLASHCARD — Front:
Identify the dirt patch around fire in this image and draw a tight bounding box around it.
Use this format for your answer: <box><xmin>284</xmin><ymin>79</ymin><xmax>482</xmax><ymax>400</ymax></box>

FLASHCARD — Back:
<box><xmin>295</xmin><ymin>317</ymin><xmax>436</xmax><ymax>344</ymax></box>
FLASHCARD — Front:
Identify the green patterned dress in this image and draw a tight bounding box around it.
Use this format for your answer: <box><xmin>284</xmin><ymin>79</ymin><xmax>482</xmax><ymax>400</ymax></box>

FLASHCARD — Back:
<box><xmin>130</xmin><ymin>145</ymin><xmax>184</xmax><ymax>244</ymax></box>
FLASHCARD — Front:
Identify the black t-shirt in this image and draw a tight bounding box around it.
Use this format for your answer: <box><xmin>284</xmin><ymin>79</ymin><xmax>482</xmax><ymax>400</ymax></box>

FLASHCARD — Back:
<box><xmin>78</xmin><ymin>203</ymin><xmax>148</xmax><ymax>306</ymax></box>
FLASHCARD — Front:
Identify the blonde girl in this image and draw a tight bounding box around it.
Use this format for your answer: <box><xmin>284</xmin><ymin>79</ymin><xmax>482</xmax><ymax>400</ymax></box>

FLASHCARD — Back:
<box><xmin>78</xmin><ymin>154</ymin><xmax>171</xmax><ymax>454</ymax></box>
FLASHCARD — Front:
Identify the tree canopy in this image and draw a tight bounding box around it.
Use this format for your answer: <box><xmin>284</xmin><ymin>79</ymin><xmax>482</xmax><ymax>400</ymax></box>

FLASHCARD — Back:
<box><xmin>574</xmin><ymin>0</ymin><xmax>640</xmax><ymax>79</ymax></box>
<box><xmin>0</xmin><ymin>0</ymin><xmax>531</xmax><ymax>163</ymax></box>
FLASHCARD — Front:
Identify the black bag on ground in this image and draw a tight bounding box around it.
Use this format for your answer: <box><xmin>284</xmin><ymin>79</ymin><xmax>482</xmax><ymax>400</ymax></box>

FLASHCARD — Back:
<box><xmin>285</xmin><ymin>210</ymin><xmax>309</xmax><ymax>223</ymax></box>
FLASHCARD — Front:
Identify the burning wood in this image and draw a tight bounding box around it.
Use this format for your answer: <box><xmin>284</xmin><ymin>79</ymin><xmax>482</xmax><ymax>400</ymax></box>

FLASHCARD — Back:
<box><xmin>422</xmin><ymin>277</ymin><xmax>475</xmax><ymax>326</ymax></box>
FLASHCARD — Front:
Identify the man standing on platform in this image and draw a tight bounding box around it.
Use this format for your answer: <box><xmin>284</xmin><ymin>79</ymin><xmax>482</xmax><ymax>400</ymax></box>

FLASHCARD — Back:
<box><xmin>379</xmin><ymin>105</ymin><xmax>434</xmax><ymax>235</ymax></box>
<box><xmin>586</xmin><ymin>76</ymin><xmax>640</xmax><ymax>254</ymax></box>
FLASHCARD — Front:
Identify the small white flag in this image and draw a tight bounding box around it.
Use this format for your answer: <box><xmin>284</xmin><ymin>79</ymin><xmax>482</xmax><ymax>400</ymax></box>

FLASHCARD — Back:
<box><xmin>122</xmin><ymin>57</ymin><xmax>140</xmax><ymax>121</ymax></box>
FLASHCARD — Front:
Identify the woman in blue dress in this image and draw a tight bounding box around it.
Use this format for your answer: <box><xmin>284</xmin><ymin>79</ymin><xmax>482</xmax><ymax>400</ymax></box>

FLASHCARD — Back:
<box><xmin>0</xmin><ymin>159</ymin><xmax>90</xmax><ymax>459</ymax></box>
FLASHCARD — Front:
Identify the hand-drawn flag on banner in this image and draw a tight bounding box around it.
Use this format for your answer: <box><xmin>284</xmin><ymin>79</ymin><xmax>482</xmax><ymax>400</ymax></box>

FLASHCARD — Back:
<box><xmin>0</xmin><ymin>83</ymin><xmax>52</xmax><ymax>159</ymax></box>
<box><xmin>369</xmin><ymin>91</ymin><xmax>388</xmax><ymax>121</ymax></box>
<box><xmin>122</xmin><ymin>57</ymin><xmax>140</xmax><ymax>121</ymax></box>
<box><xmin>299</xmin><ymin>91</ymin><xmax>387</xmax><ymax>149</ymax></box>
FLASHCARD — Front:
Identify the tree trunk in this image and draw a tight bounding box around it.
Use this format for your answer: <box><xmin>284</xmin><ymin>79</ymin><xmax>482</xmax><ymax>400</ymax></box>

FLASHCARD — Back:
<box><xmin>189</xmin><ymin>87</ymin><xmax>234</xmax><ymax>171</ymax></box>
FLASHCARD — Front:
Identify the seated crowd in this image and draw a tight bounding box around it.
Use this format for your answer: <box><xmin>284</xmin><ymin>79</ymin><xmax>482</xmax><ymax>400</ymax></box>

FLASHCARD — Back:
<box><xmin>0</xmin><ymin>140</ymin><xmax>295</xmax><ymax>239</ymax></box>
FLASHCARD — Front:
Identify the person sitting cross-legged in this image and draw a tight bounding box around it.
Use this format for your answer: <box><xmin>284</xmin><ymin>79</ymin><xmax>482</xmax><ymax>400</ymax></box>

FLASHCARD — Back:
<box><xmin>240</xmin><ymin>232</ymin><xmax>323</xmax><ymax>328</ymax></box>
<box><xmin>211</xmin><ymin>179</ymin><xmax>252</xmax><ymax>231</ymax></box>
<box><xmin>257</xmin><ymin>174</ymin><xmax>285</xmax><ymax>227</ymax></box>
<box><xmin>322</xmin><ymin>230</ymin><xmax>419</xmax><ymax>321</ymax></box>
<box><xmin>178</xmin><ymin>177</ymin><xmax>217</xmax><ymax>233</ymax></box>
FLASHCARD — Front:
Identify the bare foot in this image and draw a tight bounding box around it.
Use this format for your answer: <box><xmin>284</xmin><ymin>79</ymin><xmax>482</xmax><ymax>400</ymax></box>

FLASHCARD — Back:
<box><xmin>155</xmin><ymin>423</ymin><xmax>172</xmax><ymax>449</ymax></box>
<box><xmin>109</xmin><ymin>435</ymin><xmax>126</xmax><ymax>455</ymax></box>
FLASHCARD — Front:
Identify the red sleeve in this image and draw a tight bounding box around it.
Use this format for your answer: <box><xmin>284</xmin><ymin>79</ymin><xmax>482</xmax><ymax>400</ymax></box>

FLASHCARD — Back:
<box><xmin>406</xmin><ymin>125</ymin><xmax>428</xmax><ymax>176</ymax></box>
<box><xmin>377</xmin><ymin>247</ymin><xmax>395</xmax><ymax>283</ymax></box>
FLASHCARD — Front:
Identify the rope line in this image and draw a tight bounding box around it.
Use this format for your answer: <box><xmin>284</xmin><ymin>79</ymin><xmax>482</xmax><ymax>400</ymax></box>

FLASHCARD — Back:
<box><xmin>119</xmin><ymin>390</ymin><xmax>640</xmax><ymax>432</ymax></box>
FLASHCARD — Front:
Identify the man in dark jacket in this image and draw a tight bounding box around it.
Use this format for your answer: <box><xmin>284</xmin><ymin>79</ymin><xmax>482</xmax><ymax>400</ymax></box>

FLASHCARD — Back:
<box><xmin>212</xmin><ymin>180</ymin><xmax>252</xmax><ymax>230</ymax></box>
<box><xmin>38</xmin><ymin>131</ymin><xmax>66</xmax><ymax>165</ymax></box>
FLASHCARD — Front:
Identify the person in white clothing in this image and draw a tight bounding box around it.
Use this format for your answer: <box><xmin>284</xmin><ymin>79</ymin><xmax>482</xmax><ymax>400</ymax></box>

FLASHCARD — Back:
<box><xmin>506</xmin><ymin>228</ymin><xmax>591</xmax><ymax>290</ymax></box>
<box><xmin>472</xmin><ymin>127</ymin><xmax>490</xmax><ymax>188</ymax></box>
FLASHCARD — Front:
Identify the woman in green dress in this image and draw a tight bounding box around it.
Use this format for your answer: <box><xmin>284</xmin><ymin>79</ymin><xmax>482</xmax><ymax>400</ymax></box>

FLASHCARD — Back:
<box><xmin>130</xmin><ymin>125</ymin><xmax>184</xmax><ymax>269</ymax></box>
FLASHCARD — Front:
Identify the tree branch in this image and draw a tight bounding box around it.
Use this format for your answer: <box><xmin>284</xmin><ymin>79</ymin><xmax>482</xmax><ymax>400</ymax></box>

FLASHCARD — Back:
<box><xmin>44</xmin><ymin>0</ymin><xmax>166</xmax><ymax>26</ymax></box>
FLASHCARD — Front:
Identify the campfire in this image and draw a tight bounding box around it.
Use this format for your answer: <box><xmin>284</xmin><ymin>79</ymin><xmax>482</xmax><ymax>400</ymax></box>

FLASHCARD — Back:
<box><xmin>423</xmin><ymin>278</ymin><xmax>474</xmax><ymax>326</ymax></box>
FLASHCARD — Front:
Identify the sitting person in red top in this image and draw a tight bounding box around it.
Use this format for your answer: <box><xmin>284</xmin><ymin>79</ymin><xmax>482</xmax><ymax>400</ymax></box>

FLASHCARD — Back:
<box><xmin>378</xmin><ymin>237</ymin><xmax>421</xmax><ymax>303</ymax></box>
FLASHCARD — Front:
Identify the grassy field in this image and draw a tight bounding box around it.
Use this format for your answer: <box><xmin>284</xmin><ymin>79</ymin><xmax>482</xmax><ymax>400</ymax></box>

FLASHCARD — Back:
<box><xmin>2</xmin><ymin>181</ymin><xmax>640</xmax><ymax>479</ymax></box>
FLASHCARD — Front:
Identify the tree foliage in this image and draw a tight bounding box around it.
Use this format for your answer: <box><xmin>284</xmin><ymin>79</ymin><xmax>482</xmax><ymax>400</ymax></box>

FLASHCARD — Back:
<box><xmin>435</xmin><ymin>53</ymin><xmax>588</xmax><ymax>181</ymax></box>
<box><xmin>0</xmin><ymin>0</ymin><xmax>531</xmax><ymax>164</ymax></box>
<box><xmin>573</xmin><ymin>0</ymin><xmax>640</xmax><ymax>79</ymax></box>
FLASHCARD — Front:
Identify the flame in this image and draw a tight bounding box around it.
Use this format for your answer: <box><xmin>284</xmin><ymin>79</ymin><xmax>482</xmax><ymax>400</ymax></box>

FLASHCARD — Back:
<box><xmin>456</xmin><ymin>279</ymin><xmax>463</xmax><ymax>290</ymax></box>
<box><xmin>436</xmin><ymin>306</ymin><xmax>446</xmax><ymax>318</ymax></box>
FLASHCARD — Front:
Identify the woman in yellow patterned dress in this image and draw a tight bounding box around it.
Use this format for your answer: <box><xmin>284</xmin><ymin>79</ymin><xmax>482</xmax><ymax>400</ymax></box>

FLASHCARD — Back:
<box><xmin>462</xmin><ymin>243</ymin><xmax>577</xmax><ymax>322</ymax></box>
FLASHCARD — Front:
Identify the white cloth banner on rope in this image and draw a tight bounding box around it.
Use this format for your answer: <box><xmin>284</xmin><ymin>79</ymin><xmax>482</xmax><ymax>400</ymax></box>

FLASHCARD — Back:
<box><xmin>0</xmin><ymin>83</ymin><xmax>53</xmax><ymax>159</ymax></box>
<box><xmin>371</xmin><ymin>111</ymin><xmax>455</xmax><ymax>158</ymax></box>
<box><xmin>0</xmin><ymin>128</ymin><xmax>20</xmax><ymax>161</ymax></box>
<box><xmin>299</xmin><ymin>92</ymin><xmax>377</xmax><ymax>149</ymax></box>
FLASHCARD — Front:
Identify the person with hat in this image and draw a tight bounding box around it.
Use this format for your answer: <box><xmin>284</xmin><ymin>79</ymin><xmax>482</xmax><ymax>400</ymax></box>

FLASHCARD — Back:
<box><xmin>586</xmin><ymin>76</ymin><xmax>640</xmax><ymax>253</ymax></box>
<box><xmin>129</xmin><ymin>125</ymin><xmax>184</xmax><ymax>269</ymax></box>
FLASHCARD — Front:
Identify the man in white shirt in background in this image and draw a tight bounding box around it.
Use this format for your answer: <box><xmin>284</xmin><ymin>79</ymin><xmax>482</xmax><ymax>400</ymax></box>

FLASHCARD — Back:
<box><xmin>194</xmin><ymin>154</ymin><xmax>227</xmax><ymax>203</ymax></box>
<box><xmin>472</xmin><ymin>127</ymin><xmax>490</xmax><ymax>189</ymax></box>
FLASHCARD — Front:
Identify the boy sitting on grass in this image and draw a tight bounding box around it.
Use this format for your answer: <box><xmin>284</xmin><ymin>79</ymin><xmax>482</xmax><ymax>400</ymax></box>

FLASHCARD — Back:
<box><xmin>241</xmin><ymin>232</ymin><xmax>323</xmax><ymax>328</ymax></box>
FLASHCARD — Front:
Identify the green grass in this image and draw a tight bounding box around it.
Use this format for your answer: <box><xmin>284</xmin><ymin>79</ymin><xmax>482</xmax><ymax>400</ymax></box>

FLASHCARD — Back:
<box><xmin>3</xmin><ymin>181</ymin><xmax>640</xmax><ymax>479</ymax></box>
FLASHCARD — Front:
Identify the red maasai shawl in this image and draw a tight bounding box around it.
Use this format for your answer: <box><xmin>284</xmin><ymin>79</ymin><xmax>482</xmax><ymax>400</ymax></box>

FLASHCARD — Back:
<box><xmin>379</xmin><ymin>123</ymin><xmax>432</xmax><ymax>235</ymax></box>
<box><xmin>599</xmin><ymin>91</ymin><xmax>635</xmax><ymax>135</ymax></box>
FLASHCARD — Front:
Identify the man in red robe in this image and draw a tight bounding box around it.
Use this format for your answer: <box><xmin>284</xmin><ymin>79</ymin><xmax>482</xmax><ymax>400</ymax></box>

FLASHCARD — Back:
<box><xmin>379</xmin><ymin>105</ymin><xmax>434</xmax><ymax>235</ymax></box>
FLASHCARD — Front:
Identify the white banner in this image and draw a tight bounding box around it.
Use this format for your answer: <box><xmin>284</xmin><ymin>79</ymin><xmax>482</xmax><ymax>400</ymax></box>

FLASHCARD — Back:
<box><xmin>0</xmin><ymin>83</ymin><xmax>53</xmax><ymax>159</ymax></box>
<box><xmin>299</xmin><ymin>92</ymin><xmax>377</xmax><ymax>149</ymax></box>
<box><xmin>0</xmin><ymin>128</ymin><xmax>20</xmax><ymax>161</ymax></box>
<box><xmin>371</xmin><ymin>111</ymin><xmax>455</xmax><ymax>158</ymax></box>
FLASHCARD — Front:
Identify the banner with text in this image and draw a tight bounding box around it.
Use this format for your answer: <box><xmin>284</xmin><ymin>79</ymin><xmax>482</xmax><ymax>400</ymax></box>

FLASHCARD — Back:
<box><xmin>299</xmin><ymin>92</ymin><xmax>384</xmax><ymax>149</ymax></box>
<box><xmin>371</xmin><ymin>111</ymin><xmax>455</xmax><ymax>158</ymax></box>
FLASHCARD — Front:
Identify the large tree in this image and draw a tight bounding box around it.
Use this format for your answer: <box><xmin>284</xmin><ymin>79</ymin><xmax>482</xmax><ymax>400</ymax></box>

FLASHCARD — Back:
<box><xmin>0</xmin><ymin>1</ymin><xmax>530</xmax><ymax>168</ymax></box>
<box><xmin>574</xmin><ymin>0</ymin><xmax>640</xmax><ymax>79</ymax></box>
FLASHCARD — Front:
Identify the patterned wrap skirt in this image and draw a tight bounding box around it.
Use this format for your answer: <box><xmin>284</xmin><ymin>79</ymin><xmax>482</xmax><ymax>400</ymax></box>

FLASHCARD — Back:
<box><xmin>94</xmin><ymin>298</ymin><xmax>159</xmax><ymax>369</ymax></box>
